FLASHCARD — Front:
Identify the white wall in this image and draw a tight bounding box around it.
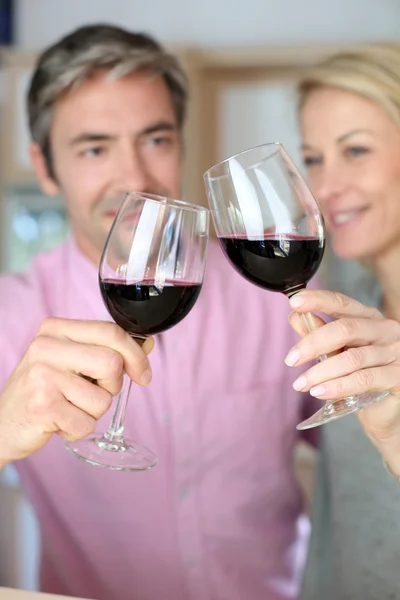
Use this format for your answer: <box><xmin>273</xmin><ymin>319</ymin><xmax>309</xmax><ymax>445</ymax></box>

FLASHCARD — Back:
<box><xmin>15</xmin><ymin>0</ymin><xmax>400</xmax><ymax>50</ymax></box>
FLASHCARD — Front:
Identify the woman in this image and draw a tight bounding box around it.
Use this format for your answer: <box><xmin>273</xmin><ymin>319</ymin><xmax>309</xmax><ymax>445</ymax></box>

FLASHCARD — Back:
<box><xmin>284</xmin><ymin>45</ymin><xmax>400</xmax><ymax>598</ymax></box>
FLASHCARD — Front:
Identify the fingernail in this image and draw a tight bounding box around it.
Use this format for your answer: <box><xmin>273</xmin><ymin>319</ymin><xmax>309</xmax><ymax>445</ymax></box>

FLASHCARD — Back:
<box><xmin>310</xmin><ymin>385</ymin><xmax>326</xmax><ymax>397</ymax></box>
<box><xmin>292</xmin><ymin>375</ymin><xmax>307</xmax><ymax>391</ymax></box>
<box><xmin>290</xmin><ymin>295</ymin><xmax>305</xmax><ymax>308</ymax></box>
<box><xmin>285</xmin><ymin>348</ymin><xmax>300</xmax><ymax>366</ymax></box>
<box><xmin>139</xmin><ymin>368</ymin><xmax>152</xmax><ymax>386</ymax></box>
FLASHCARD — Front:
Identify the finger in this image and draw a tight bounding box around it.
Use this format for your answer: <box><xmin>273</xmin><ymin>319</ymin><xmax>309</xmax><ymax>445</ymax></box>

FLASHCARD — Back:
<box><xmin>55</xmin><ymin>402</ymin><xmax>97</xmax><ymax>442</ymax></box>
<box><xmin>291</xmin><ymin>344</ymin><xmax>398</xmax><ymax>392</ymax></box>
<box><xmin>60</xmin><ymin>372</ymin><xmax>113</xmax><ymax>420</ymax></box>
<box><xmin>23</xmin><ymin>363</ymin><xmax>113</xmax><ymax>423</ymax></box>
<box><xmin>23</xmin><ymin>367</ymin><xmax>98</xmax><ymax>441</ymax></box>
<box><xmin>37</xmin><ymin>318</ymin><xmax>152</xmax><ymax>386</ymax></box>
<box><xmin>288</xmin><ymin>311</ymin><xmax>326</xmax><ymax>338</ymax></box>
<box><xmin>304</xmin><ymin>364</ymin><xmax>400</xmax><ymax>400</ymax></box>
<box><xmin>285</xmin><ymin>317</ymin><xmax>400</xmax><ymax>367</ymax></box>
<box><xmin>27</xmin><ymin>335</ymin><xmax>124</xmax><ymax>396</ymax></box>
<box><xmin>289</xmin><ymin>289</ymin><xmax>384</xmax><ymax>321</ymax></box>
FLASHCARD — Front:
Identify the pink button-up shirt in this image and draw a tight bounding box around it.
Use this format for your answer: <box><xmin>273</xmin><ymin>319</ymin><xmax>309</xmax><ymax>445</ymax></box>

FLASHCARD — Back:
<box><xmin>0</xmin><ymin>238</ymin><xmax>315</xmax><ymax>600</ymax></box>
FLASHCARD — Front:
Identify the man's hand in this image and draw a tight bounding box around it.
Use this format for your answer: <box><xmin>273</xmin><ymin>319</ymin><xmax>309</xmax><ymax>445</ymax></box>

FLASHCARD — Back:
<box><xmin>0</xmin><ymin>318</ymin><xmax>153</xmax><ymax>467</ymax></box>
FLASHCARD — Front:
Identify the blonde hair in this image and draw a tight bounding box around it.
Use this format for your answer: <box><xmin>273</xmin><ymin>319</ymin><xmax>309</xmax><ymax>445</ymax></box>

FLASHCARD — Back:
<box><xmin>298</xmin><ymin>44</ymin><xmax>400</xmax><ymax>127</ymax></box>
<box><xmin>298</xmin><ymin>45</ymin><xmax>400</xmax><ymax>303</ymax></box>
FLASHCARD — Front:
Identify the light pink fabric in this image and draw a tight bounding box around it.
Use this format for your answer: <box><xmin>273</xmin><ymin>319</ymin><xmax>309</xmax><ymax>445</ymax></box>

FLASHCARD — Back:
<box><xmin>0</xmin><ymin>238</ymin><xmax>315</xmax><ymax>600</ymax></box>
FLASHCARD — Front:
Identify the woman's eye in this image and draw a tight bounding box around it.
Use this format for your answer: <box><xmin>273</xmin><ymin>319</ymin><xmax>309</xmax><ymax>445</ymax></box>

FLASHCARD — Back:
<box><xmin>303</xmin><ymin>155</ymin><xmax>322</xmax><ymax>167</ymax></box>
<box><xmin>345</xmin><ymin>146</ymin><xmax>370</xmax><ymax>158</ymax></box>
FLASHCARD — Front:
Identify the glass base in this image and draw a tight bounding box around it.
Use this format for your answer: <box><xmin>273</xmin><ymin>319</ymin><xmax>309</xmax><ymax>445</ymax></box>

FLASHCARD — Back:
<box><xmin>297</xmin><ymin>390</ymin><xmax>390</xmax><ymax>430</ymax></box>
<box><xmin>65</xmin><ymin>434</ymin><xmax>157</xmax><ymax>471</ymax></box>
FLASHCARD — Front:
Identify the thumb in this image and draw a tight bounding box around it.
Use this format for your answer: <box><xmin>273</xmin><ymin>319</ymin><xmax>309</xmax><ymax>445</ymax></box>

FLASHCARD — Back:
<box><xmin>288</xmin><ymin>311</ymin><xmax>327</xmax><ymax>338</ymax></box>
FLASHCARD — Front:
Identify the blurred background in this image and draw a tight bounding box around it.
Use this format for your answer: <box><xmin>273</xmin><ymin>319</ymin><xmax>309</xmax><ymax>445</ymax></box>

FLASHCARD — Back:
<box><xmin>0</xmin><ymin>0</ymin><xmax>399</xmax><ymax>591</ymax></box>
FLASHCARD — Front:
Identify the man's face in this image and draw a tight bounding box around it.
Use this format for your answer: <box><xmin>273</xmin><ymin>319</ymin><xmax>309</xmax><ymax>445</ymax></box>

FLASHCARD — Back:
<box><xmin>31</xmin><ymin>70</ymin><xmax>182</xmax><ymax>264</ymax></box>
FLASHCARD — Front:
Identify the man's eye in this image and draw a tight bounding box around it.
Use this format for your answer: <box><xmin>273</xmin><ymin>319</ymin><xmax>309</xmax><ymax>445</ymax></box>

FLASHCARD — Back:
<box><xmin>81</xmin><ymin>147</ymin><xmax>104</xmax><ymax>157</ymax></box>
<box><xmin>150</xmin><ymin>136</ymin><xmax>171</xmax><ymax>146</ymax></box>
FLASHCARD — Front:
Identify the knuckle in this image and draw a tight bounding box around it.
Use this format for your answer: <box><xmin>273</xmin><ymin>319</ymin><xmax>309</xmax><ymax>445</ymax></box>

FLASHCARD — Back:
<box><xmin>27</xmin><ymin>361</ymin><xmax>53</xmax><ymax>386</ymax></box>
<box><xmin>333</xmin><ymin>378</ymin><xmax>345</xmax><ymax>397</ymax></box>
<box><xmin>25</xmin><ymin>364</ymin><xmax>60</xmax><ymax>416</ymax></box>
<box><xmin>338</xmin><ymin>318</ymin><xmax>358</xmax><ymax>340</ymax></box>
<box><xmin>354</xmin><ymin>369</ymin><xmax>374</xmax><ymax>389</ymax></box>
<box><xmin>28</xmin><ymin>335</ymin><xmax>53</xmax><ymax>359</ymax></box>
<box><xmin>26</xmin><ymin>386</ymin><xmax>56</xmax><ymax>417</ymax></box>
<box><xmin>37</xmin><ymin>317</ymin><xmax>60</xmax><ymax>336</ymax></box>
<box><xmin>106</xmin><ymin>349</ymin><xmax>124</xmax><ymax>376</ymax></box>
<box><xmin>105</xmin><ymin>322</ymin><xmax>127</xmax><ymax>345</ymax></box>
<box><xmin>344</xmin><ymin>347</ymin><xmax>365</xmax><ymax>371</ymax></box>
<box><xmin>26</xmin><ymin>394</ymin><xmax>52</xmax><ymax>417</ymax></box>
<box><xmin>331</xmin><ymin>291</ymin><xmax>349</xmax><ymax>311</ymax></box>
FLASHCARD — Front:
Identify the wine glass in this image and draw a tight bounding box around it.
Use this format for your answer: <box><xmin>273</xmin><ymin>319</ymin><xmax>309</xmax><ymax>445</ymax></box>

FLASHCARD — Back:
<box><xmin>204</xmin><ymin>142</ymin><xmax>388</xmax><ymax>429</ymax></box>
<box><xmin>65</xmin><ymin>192</ymin><xmax>209</xmax><ymax>470</ymax></box>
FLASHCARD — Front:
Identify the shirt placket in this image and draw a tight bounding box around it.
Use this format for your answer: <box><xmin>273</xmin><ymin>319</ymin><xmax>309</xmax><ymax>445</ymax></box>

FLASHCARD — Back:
<box><xmin>172</xmin><ymin>346</ymin><xmax>211</xmax><ymax>600</ymax></box>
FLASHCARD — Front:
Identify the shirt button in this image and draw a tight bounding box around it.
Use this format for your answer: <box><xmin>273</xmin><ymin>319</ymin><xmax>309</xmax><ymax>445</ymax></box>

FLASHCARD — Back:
<box><xmin>187</xmin><ymin>559</ymin><xmax>197</xmax><ymax>570</ymax></box>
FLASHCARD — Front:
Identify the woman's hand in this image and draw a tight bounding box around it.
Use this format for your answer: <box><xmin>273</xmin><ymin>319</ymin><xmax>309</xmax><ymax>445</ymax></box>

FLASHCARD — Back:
<box><xmin>287</xmin><ymin>289</ymin><xmax>400</xmax><ymax>477</ymax></box>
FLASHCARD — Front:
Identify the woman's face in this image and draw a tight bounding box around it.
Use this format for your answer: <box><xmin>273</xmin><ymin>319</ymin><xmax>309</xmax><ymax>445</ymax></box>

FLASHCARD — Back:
<box><xmin>300</xmin><ymin>87</ymin><xmax>400</xmax><ymax>261</ymax></box>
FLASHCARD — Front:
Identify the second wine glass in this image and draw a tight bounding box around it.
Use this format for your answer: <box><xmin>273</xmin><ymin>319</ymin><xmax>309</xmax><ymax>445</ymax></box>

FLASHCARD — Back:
<box><xmin>204</xmin><ymin>142</ymin><xmax>388</xmax><ymax>430</ymax></box>
<box><xmin>65</xmin><ymin>192</ymin><xmax>209</xmax><ymax>470</ymax></box>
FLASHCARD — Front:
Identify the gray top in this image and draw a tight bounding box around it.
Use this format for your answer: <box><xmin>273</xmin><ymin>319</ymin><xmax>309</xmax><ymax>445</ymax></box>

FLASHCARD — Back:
<box><xmin>300</xmin><ymin>416</ymin><xmax>400</xmax><ymax>599</ymax></box>
<box><xmin>301</xmin><ymin>253</ymin><xmax>400</xmax><ymax>599</ymax></box>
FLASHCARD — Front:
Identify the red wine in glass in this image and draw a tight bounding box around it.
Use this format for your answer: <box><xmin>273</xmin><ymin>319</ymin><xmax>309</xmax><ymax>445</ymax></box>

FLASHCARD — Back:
<box><xmin>219</xmin><ymin>234</ymin><xmax>324</xmax><ymax>295</ymax></box>
<box><xmin>100</xmin><ymin>279</ymin><xmax>202</xmax><ymax>337</ymax></box>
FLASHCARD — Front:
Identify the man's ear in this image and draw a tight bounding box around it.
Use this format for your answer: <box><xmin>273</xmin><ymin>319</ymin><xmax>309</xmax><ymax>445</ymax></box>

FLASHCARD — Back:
<box><xmin>30</xmin><ymin>143</ymin><xmax>60</xmax><ymax>196</ymax></box>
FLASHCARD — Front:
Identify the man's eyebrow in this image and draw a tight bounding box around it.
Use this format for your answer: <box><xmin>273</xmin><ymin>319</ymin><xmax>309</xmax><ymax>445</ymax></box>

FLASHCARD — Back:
<box><xmin>138</xmin><ymin>122</ymin><xmax>178</xmax><ymax>136</ymax></box>
<box><xmin>69</xmin><ymin>133</ymin><xmax>117</xmax><ymax>146</ymax></box>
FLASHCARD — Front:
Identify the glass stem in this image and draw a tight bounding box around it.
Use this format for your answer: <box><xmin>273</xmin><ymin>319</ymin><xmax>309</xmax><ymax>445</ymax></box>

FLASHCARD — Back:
<box><xmin>289</xmin><ymin>288</ymin><xmax>328</xmax><ymax>361</ymax></box>
<box><xmin>105</xmin><ymin>375</ymin><xmax>132</xmax><ymax>441</ymax></box>
<box><xmin>103</xmin><ymin>336</ymin><xmax>145</xmax><ymax>443</ymax></box>
<box><xmin>291</xmin><ymin>289</ymin><xmax>352</xmax><ymax>417</ymax></box>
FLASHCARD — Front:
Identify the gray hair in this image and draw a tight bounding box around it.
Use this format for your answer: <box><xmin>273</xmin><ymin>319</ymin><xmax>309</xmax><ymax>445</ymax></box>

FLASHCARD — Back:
<box><xmin>27</xmin><ymin>24</ymin><xmax>188</xmax><ymax>175</ymax></box>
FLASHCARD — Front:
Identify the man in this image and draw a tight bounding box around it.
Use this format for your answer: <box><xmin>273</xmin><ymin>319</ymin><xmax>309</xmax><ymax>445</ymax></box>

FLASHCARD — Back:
<box><xmin>0</xmin><ymin>25</ymin><xmax>313</xmax><ymax>599</ymax></box>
